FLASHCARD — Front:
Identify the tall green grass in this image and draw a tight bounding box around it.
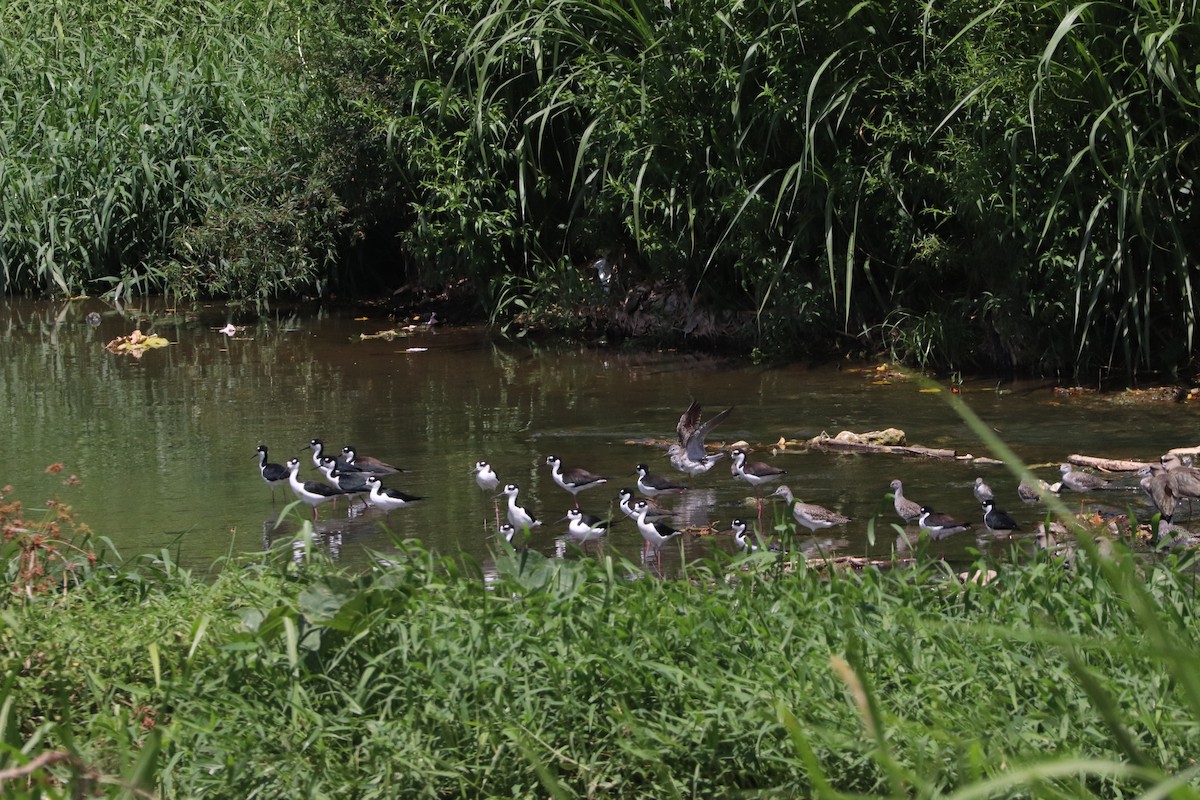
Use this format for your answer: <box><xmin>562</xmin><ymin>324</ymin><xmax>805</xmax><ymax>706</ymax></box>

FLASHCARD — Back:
<box><xmin>0</xmin><ymin>0</ymin><xmax>338</xmax><ymax>300</ymax></box>
<box><xmin>2</xmin><ymin>516</ymin><xmax>1199</xmax><ymax>797</ymax></box>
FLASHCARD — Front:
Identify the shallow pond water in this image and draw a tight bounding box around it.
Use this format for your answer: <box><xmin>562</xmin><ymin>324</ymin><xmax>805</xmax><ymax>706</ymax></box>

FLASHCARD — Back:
<box><xmin>1</xmin><ymin>297</ymin><xmax>1194</xmax><ymax>576</ymax></box>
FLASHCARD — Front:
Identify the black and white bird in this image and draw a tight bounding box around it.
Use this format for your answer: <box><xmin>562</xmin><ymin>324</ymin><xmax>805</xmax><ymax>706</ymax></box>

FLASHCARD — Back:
<box><xmin>308</xmin><ymin>439</ymin><xmax>355</xmax><ymax>473</ymax></box>
<box><xmin>981</xmin><ymin>500</ymin><xmax>1021</xmax><ymax>534</ymax></box>
<box><xmin>364</xmin><ymin>476</ymin><xmax>422</xmax><ymax>516</ymax></box>
<box><xmin>545</xmin><ymin>455</ymin><xmax>608</xmax><ymax>506</ymax></box>
<box><xmin>498</xmin><ymin>523</ymin><xmax>519</xmax><ymax>545</ymax></box>
<box><xmin>972</xmin><ymin>477</ymin><xmax>994</xmax><ymax>504</ymax></box>
<box><xmin>889</xmin><ymin>479</ymin><xmax>923</xmax><ymax>523</ymax></box>
<box><xmin>471</xmin><ymin>460</ymin><xmax>502</xmax><ymax>529</ymax></box>
<box><xmin>285</xmin><ymin>458</ymin><xmax>347</xmax><ymax>520</ymax></box>
<box><xmin>667</xmin><ymin>401</ymin><xmax>733</xmax><ymax>478</ymax></box>
<box><xmin>918</xmin><ymin>506</ymin><xmax>970</xmax><ymax>539</ymax></box>
<box><xmin>326</xmin><ymin>462</ymin><xmax>374</xmax><ymax>508</ymax></box>
<box><xmin>730</xmin><ymin>448</ymin><xmax>786</xmax><ymax>489</ymax></box>
<box><xmin>635</xmin><ymin>464</ymin><xmax>688</xmax><ymax>497</ymax></box>
<box><xmin>560</xmin><ymin>508</ymin><xmax>612</xmax><ymax>548</ymax></box>
<box><xmin>255</xmin><ymin>445</ymin><xmax>290</xmax><ymax>503</ymax></box>
<box><xmin>498</xmin><ymin>483</ymin><xmax>541</xmax><ymax>531</ymax></box>
<box><xmin>632</xmin><ymin>500</ymin><xmax>685</xmax><ymax>564</ymax></box>
<box><xmin>472</xmin><ymin>460</ymin><xmax>500</xmax><ymax>492</ymax></box>
<box><xmin>1059</xmin><ymin>463</ymin><xmax>1110</xmax><ymax>492</ymax></box>
<box><xmin>731</xmin><ymin>518</ymin><xmax>756</xmax><ymax>552</ymax></box>
<box><xmin>342</xmin><ymin>445</ymin><xmax>403</xmax><ymax>475</ymax></box>
<box><xmin>771</xmin><ymin>486</ymin><xmax>850</xmax><ymax>531</ymax></box>
<box><xmin>617</xmin><ymin>488</ymin><xmax>674</xmax><ymax>522</ymax></box>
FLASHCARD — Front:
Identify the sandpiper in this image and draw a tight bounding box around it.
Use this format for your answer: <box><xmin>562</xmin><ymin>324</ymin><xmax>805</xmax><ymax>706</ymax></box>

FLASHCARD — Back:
<box><xmin>667</xmin><ymin>400</ymin><xmax>733</xmax><ymax>477</ymax></box>
<box><xmin>1059</xmin><ymin>463</ymin><xmax>1110</xmax><ymax>491</ymax></box>
<box><xmin>889</xmin><ymin>479</ymin><xmax>922</xmax><ymax>523</ymax></box>
<box><xmin>771</xmin><ymin>486</ymin><xmax>850</xmax><ymax>531</ymax></box>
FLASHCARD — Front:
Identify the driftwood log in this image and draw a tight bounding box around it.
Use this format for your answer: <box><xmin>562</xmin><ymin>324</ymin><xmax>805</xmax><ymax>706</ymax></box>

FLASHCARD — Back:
<box><xmin>1066</xmin><ymin>454</ymin><xmax>1153</xmax><ymax>472</ymax></box>
<box><xmin>808</xmin><ymin>430</ymin><xmax>958</xmax><ymax>459</ymax></box>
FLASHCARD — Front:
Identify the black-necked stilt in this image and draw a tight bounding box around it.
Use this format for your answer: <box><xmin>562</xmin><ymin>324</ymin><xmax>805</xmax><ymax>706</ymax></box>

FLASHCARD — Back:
<box><xmin>498</xmin><ymin>483</ymin><xmax>540</xmax><ymax>531</ymax></box>
<box><xmin>972</xmin><ymin>477</ymin><xmax>994</xmax><ymax>504</ymax></box>
<box><xmin>981</xmin><ymin>500</ymin><xmax>1020</xmax><ymax>534</ymax></box>
<box><xmin>560</xmin><ymin>508</ymin><xmax>611</xmax><ymax>549</ymax></box>
<box><xmin>285</xmin><ymin>458</ymin><xmax>347</xmax><ymax>520</ymax></box>
<box><xmin>918</xmin><ymin>506</ymin><xmax>970</xmax><ymax>540</ymax></box>
<box><xmin>731</xmin><ymin>448</ymin><xmax>785</xmax><ymax>525</ymax></box>
<box><xmin>364</xmin><ymin>476</ymin><xmax>423</xmax><ymax>516</ymax></box>
<box><xmin>730</xmin><ymin>448</ymin><xmax>786</xmax><ymax>491</ymax></box>
<box><xmin>731</xmin><ymin>518</ymin><xmax>756</xmax><ymax>552</ymax></box>
<box><xmin>889</xmin><ymin>479</ymin><xmax>923</xmax><ymax>523</ymax></box>
<box><xmin>308</xmin><ymin>438</ymin><xmax>349</xmax><ymax>472</ymax></box>
<box><xmin>473</xmin><ymin>460</ymin><xmax>500</xmax><ymax>492</ymax></box>
<box><xmin>545</xmin><ymin>455</ymin><xmax>608</xmax><ymax>506</ymax></box>
<box><xmin>632</xmin><ymin>500</ymin><xmax>684</xmax><ymax>570</ymax></box>
<box><xmin>1017</xmin><ymin>475</ymin><xmax>1060</xmax><ymax>505</ymax></box>
<box><xmin>473</xmin><ymin>460</ymin><xmax>502</xmax><ymax>528</ymax></box>
<box><xmin>731</xmin><ymin>518</ymin><xmax>781</xmax><ymax>553</ymax></box>
<box><xmin>342</xmin><ymin>445</ymin><xmax>403</xmax><ymax>475</ymax></box>
<box><xmin>634</xmin><ymin>464</ymin><xmax>687</xmax><ymax>497</ymax></box>
<box><xmin>668</xmin><ymin>401</ymin><xmax>733</xmax><ymax>477</ymax></box>
<box><xmin>255</xmin><ymin>445</ymin><xmax>289</xmax><ymax>503</ymax></box>
<box><xmin>327</xmin><ymin>463</ymin><xmax>374</xmax><ymax>508</ymax></box>
<box><xmin>498</xmin><ymin>523</ymin><xmax>519</xmax><ymax>545</ymax></box>
<box><xmin>771</xmin><ymin>486</ymin><xmax>850</xmax><ymax>531</ymax></box>
<box><xmin>1059</xmin><ymin>463</ymin><xmax>1110</xmax><ymax>491</ymax></box>
<box><xmin>616</xmin><ymin>488</ymin><xmax>674</xmax><ymax>522</ymax></box>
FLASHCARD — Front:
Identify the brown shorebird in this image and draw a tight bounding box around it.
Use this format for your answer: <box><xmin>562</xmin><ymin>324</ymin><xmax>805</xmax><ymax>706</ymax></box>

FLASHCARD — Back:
<box><xmin>771</xmin><ymin>486</ymin><xmax>850</xmax><ymax>531</ymax></box>
<box><xmin>1139</xmin><ymin>465</ymin><xmax>1175</xmax><ymax>519</ymax></box>
<box><xmin>973</xmin><ymin>477</ymin><xmax>995</xmax><ymax>504</ymax></box>
<box><xmin>889</xmin><ymin>479</ymin><xmax>922</xmax><ymax>523</ymax></box>
<box><xmin>1018</xmin><ymin>475</ymin><xmax>1059</xmax><ymax>504</ymax></box>
<box><xmin>342</xmin><ymin>445</ymin><xmax>403</xmax><ymax>474</ymax></box>
<box><xmin>1161</xmin><ymin>454</ymin><xmax>1200</xmax><ymax>518</ymax></box>
<box><xmin>1059</xmin><ymin>463</ymin><xmax>1111</xmax><ymax>492</ymax></box>
<box><xmin>668</xmin><ymin>400</ymin><xmax>733</xmax><ymax>478</ymax></box>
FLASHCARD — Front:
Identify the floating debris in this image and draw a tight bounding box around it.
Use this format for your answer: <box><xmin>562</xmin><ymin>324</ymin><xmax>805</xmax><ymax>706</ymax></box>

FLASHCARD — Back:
<box><xmin>104</xmin><ymin>329</ymin><xmax>170</xmax><ymax>358</ymax></box>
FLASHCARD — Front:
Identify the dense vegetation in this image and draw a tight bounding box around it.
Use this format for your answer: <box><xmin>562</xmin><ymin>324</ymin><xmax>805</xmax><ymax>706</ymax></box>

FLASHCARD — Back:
<box><xmin>2</xmin><ymin>482</ymin><xmax>1200</xmax><ymax>797</ymax></box>
<box><xmin>1</xmin><ymin>0</ymin><xmax>1198</xmax><ymax>376</ymax></box>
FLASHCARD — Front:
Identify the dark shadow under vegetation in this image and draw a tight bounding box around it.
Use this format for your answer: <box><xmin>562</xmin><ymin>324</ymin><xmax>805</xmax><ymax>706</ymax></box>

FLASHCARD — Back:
<box><xmin>2</xmin><ymin>482</ymin><xmax>1200</xmax><ymax>798</ymax></box>
<box><xmin>2</xmin><ymin>0</ymin><xmax>1199</xmax><ymax>380</ymax></box>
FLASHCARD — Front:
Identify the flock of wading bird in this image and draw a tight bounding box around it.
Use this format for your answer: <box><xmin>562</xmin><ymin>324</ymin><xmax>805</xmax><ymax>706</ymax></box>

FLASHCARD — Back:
<box><xmin>256</xmin><ymin>402</ymin><xmax>1199</xmax><ymax>570</ymax></box>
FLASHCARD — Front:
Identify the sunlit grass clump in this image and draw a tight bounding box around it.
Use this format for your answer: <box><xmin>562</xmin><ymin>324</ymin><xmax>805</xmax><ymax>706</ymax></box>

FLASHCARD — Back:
<box><xmin>1</xmin><ymin>512</ymin><xmax>1198</xmax><ymax>797</ymax></box>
